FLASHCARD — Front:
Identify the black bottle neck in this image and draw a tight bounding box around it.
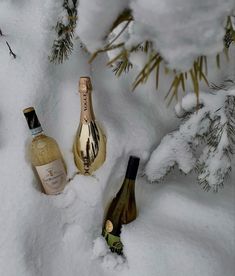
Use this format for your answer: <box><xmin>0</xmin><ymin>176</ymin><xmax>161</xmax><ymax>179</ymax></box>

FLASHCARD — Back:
<box><xmin>23</xmin><ymin>107</ymin><xmax>43</xmax><ymax>136</ymax></box>
<box><xmin>124</xmin><ymin>156</ymin><xmax>140</xmax><ymax>181</ymax></box>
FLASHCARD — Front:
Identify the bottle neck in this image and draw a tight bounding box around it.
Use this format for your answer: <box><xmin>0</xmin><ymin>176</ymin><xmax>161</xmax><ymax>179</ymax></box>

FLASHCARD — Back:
<box><xmin>118</xmin><ymin>177</ymin><xmax>136</xmax><ymax>200</ymax></box>
<box><xmin>120</xmin><ymin>155</ymin><xmax>139</xmax><ymax>192</ymax></box>
<box><xmin>31</xmin><ymin>127</ymin><xmax>44</xmax><ymax>138</ymax></box>
<box><xmin>122</xmin><ymin>177</ymin><xmax>135</xmax><ymax>188</ymax></box>
<box><xmin>80</xmin><ymin>91</ymin><xmax>95</xmax><ymax>124</ymax></box>
<box><xmin>23</xmin><ymin>108</ymin><xmax>44</xmax><ymax>137</ymax></box>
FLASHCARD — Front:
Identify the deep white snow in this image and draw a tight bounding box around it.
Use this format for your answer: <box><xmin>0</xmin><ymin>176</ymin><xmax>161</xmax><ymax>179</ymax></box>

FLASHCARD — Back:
<box><xmin>0</xmin><ymin>1</ymin><xmax>234</xmax><ymax>276</ymax></box>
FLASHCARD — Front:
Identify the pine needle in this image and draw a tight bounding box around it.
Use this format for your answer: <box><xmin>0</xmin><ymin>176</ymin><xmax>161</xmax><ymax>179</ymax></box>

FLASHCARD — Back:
<box><xmin>132</xmin><ymin>53</ymin><xmax>162</xmax><ymax>90</ymax></box>
<box><xmin>110</xmin><ymin>9</ymin><xmax>133</xmax><ymax>33</ymax></box>
<box><xmin>49</xmin><ymin>0</ymin><xmax>78</xmax><ymax>63</ymax></box>
<box><xmin>89</xmin><ymin>43</ymin><xmax>124</xmax><ymax>63</ymax></box>
<box><xmin>190</xmin><ymin>68</ymin><xmax>199</xmax><ymax>106</ymax></box>
<box><xmin>155</xmin><ymin>63</ymin><xmax>160</xmax><ymax>90</ymax></box>
<box><xmin>106</xmin><ymin>20</ymin><xmax>131</xmax><ymax>48</ymax></box>
<box><xmin>216</xmin><ymin>54</ymin><xmax>220</xmax><ymax>69</ymax></box>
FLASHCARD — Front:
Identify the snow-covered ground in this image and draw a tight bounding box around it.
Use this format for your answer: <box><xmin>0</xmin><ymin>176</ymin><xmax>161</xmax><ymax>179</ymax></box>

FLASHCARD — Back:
<box><xmin>0</xmin><ymin>1</ymin><xmax>234</xmax><ymax>276</ymax></box>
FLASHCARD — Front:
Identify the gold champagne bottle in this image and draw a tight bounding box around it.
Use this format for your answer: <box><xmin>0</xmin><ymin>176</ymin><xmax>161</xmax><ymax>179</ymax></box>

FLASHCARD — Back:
<box><xmin>73</xmin><ymin>76</ymin><xmax>106</xmax><ymax>175</ymax></box>
<box><xmin>23</xmin><ymin>107</ymin><xmax>67</xmax><ymax>195</ymax></box>
<box><xmin>102</xmin><ymin>156</ymin><xmax>140</xmax><ymax>255</ymax></box>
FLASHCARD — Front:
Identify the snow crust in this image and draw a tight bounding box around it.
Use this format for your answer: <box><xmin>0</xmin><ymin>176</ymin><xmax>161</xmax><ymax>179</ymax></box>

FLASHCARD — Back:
<box><xmin>0</xmin><ymin>1</ymin><xmax>234</xmax><ymax>276</ymax></box>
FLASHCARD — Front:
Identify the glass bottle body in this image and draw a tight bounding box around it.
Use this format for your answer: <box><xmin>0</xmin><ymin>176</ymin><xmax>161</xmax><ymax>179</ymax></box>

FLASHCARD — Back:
<box><xmin>102</xmin><ymin>178</ymin><xmax>137</xmax><ymax>254</ymax></box>
<box><xmin>73</xmin><ymin>77</ymin><xmax>106</xmax><ymax>175</ymax></box>
<box><xmin>30</xmin><ymin>133</ymin><xmax>67</xmax><ymax>195</ymax></box>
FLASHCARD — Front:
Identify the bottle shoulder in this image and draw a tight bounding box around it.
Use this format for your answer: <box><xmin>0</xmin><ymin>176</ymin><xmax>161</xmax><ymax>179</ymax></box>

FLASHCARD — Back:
<box><xmin>32</xmin><ymin>133</ymin><xmax>55</xmax><ymax>142</ymax></box>
<box><xmin>31</xmin><ymin>134</ymin><xmax>58</xmax><ymax>147</ymax></box>
<box><xmin>30</xmin><ymin>134</ymin><xmax>62</xmax><ymax>166</ymax></box>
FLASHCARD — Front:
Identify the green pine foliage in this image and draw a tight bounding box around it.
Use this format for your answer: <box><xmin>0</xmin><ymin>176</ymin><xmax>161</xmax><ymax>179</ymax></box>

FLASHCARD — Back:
<box><xmin>49</xmin><ymin>0</ymin><xmax>78</xmax><ymax>63</ymax></box>
<box><xmin>88</xmin><ymin>12</ymin><xmax>234</xmax><ymax>103</ymax></box>
<box><xmin>49</xmin><ymin>4</ymin><xmax>235</xmax><ymax>102</ymax></box>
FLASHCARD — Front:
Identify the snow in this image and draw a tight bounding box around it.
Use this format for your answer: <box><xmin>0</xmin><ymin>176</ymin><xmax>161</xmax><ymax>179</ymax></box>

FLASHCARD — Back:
<box><xmin>93</xmin><ymin>238</ymin><xmax>127</xmax><ymax>272</ymax></box>
<box><xmin>129</xmin><ymin>0</ymin><xmax>235</xmax><ymax>71</ymax></box>
<box><xmin>76</xmin><ymin>0</ymin><xmax>129</xmax><ymax>52</ymax></box>
<box><xmin>0</xmin><ymin>1</ymin><xmax>234</xmax><ymax>276</ymax></box>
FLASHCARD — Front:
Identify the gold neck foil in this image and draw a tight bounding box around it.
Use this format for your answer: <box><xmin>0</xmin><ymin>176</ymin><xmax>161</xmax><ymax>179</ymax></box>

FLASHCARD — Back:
<box><xmin>79</xmin><ymin>77</ymin><xmax>95</xmax><ymax>123</ymax></box>
<box><xmin>79</xmin><ymin>76</ymin><xmax>92</xmax><ymax>92</ymax></box>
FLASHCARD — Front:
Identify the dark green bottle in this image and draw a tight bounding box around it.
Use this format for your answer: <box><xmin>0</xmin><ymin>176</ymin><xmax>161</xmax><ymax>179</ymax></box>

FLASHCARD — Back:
<box><xmin>102</xmin><ymin>156</ymin><xmax>140</xmax><ymax>254</ymax></box>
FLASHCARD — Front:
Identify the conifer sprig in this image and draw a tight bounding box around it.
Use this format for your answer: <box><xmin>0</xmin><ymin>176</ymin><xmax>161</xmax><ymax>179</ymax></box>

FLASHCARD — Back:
<box><xmin>50</xmin><ymin>0</ymin><xmax>78</xmax><ymax>63</ymax></box>
<box><xmin>145</xmin><ymin>87</ymin><xmax>235</xmax><ymax>192</ymax></box>
<box><xmin>197</xmin><ymin>94</ymin><xmax>235</xmax><ymax>191</ymax></box>
<box><xmin>49</xmin><ymin>4</ymin><xmax>235</xmax><ymax>104</ymax></box>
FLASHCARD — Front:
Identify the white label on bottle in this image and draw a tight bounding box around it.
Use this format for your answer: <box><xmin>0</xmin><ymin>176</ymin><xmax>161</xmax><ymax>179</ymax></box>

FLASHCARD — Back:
<box><xmin>36</xmin><ymin>159</ymin><xmax>67</xmax><ymax>195</ymax></box>
<box><xmin>31</xmin><ymin>126</ymin><xmax>43</xmax><ymax>136</ymax></box>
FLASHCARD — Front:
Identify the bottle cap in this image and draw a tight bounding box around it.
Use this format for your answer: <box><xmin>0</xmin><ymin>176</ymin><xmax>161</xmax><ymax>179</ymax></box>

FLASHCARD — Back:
<box><xmin>125</xmin><ymin>156</ymin><xmax>140</xmax><ymax>180</ymax></box>
<box><xmin>79</xmin><ymin>76</ymin><xmax>92</xmax><ymax>93</ymax></box>
<box><xmin>23</xmin><ymin>107</ymin><xmax>43</xmax><ymax>135</ymax></box>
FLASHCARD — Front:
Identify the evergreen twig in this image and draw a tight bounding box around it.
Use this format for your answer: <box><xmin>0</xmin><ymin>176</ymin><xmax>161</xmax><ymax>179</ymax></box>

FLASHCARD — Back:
<box><xmin>146</xmin><ymin>88</ymin><xmax>235</xmax><ymax>192</ymax></box>
<box><xmin>88</xmin><ymin>14</ymin><xmax>234</xmax><ymax>102</ymax></box>
<box><xmin>49</xmin><ymin>0</ymin><xmax>78</xmax><ymax>63</ymax></box>
<box><xmin>197</xmin><ymin>95</ymin><xmax>235</xmax><ymax>191</ymax></box>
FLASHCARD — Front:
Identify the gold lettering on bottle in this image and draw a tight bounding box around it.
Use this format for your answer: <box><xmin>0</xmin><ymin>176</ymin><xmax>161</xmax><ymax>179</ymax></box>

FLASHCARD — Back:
<box><xmin>82</xmin><ymin>93</ymin><xmax>88</xmax><ymax>112</ymax></box>
<box><xmin>80</xmin><ymin>91</ymin><xmax>95</xmax><ymax>124</ymax></box>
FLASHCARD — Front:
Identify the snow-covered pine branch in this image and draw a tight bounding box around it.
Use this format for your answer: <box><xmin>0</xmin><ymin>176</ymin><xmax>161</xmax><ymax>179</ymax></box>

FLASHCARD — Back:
<box><xmin>145</xmin><ymin>87</ymin><xmax>235</xmax><ymax>192</ymax></box>
<box><xmin>48</xmin><ymin>0</ymin><xmax>235</xmax><ymax>98</ymax></box>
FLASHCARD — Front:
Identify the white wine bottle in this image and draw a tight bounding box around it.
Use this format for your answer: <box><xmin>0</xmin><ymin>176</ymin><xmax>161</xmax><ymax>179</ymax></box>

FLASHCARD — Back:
<box><xmin>23</xmin><ymin>107</ymin><xmax>67</xmax><ymax>195</ymax></box>
<box><xmin>73</xmin><ymin>76</ymin><xmax>106</xmax><ymax>175</ymax></box>
<box><xmin>102</xmin><ymin>156</ymin><xmax>140</xmax><ymax>255</ymax></box>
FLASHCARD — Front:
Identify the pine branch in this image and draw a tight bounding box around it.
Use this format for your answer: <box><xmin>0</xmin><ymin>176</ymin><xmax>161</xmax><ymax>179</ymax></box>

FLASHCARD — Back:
<box><xmin>88</xmin><ymin>14</ymin><xmax>233</xmax><ymax>103</ymax></box>
<box><xmin>145</xmin><ymin>89</ymin><xmax>235</xmax><ymax>192</ymax></box>
<box><xmin>49</xmin><ymin>0</ymin><xmax>78</xmax><ymax>63</ymax></box>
